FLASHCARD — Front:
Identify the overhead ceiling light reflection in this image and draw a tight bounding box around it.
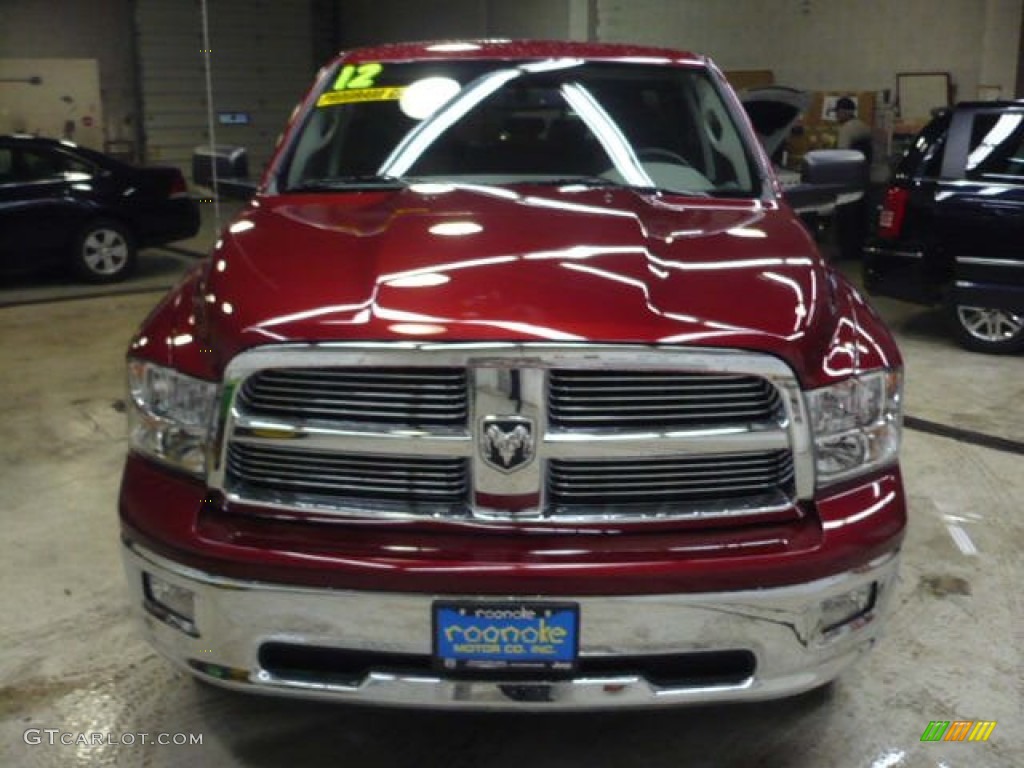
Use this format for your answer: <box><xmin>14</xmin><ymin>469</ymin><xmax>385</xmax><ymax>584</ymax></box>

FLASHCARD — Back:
<box><xmin>520</xmin><ymin>58</ymin><xmax>584</xmax><ymax>73</ymax></box>
<box><xmin>429</xmin><ymin>221</ymin><xmax>482</xmax><ymax>236</ymax></box>
<box><xmin>385</xmin><ymin>273</ymin><xmax>451</xmax><ymax>288</ymax></box>
<box><xmin>727</xmin><ymin>226</ymin><xmax>767</xmax><ymax>238</ymax></box>
<box><xmin>620</xmin><ymin>56</ymin><xmax>673</xmax><ymax>65</ymax></box>
<box><xmin>229</xmin><ymin>220</ymin><xmax>255</xmax><ymax>233</ymax></box>
<box><xmin>425</xmin><ymin>42</ymin><xmax>482</xmax><ymax>52</ymax></box>
<box><xmin>409</xmin><ymin>182</ymin><xmax>455</xmax><ymax>195</ymax></box>
<box><xmin>389</xmin><ymin>322</ymin><xmax>447</xmax><ymax>335</ymax></box>
<box><xmin>400</xmin><ymin>77</ymin><xmax>462</xmax><ymax>120</ymax></box>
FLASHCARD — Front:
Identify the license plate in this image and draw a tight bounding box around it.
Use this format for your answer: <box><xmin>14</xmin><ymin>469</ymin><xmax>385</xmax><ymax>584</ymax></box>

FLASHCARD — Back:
<box><xmin>433</xmin><ymin>602</ymin><xmax>579</xmax><ymax>674</ymax></box>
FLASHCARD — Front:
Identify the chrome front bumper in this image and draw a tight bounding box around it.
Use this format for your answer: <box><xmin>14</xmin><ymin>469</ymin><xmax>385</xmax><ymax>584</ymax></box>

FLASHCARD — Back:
<box><xmin>124</xmin><ymin>540</ymin><xmax>900</xmax><ymax>710</ymax></box>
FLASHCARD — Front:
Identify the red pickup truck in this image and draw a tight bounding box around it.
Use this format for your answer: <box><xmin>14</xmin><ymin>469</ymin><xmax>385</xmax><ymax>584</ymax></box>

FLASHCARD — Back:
<box><xmin>120</xmin><ymin>40</ymin><xmax>906</xmax><ymax>709</ymax></box>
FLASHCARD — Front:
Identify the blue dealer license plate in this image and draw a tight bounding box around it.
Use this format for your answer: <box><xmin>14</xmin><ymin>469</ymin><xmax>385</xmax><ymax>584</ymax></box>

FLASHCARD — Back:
<box><xmin>433</xmin><ymin>602</ymin><xmax>579</xmax><ymax>674</ymax></box>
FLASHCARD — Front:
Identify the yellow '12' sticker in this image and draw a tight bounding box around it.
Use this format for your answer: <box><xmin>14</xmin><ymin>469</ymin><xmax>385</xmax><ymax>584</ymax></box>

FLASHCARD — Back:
<box><xmin>316</xmin><ymin>87</ymin><xmax>405</xmax><ymax>107</ymax></box>
<box><xmin>334</xmin><ymin>62</ymin><xmax>383</xmax><ymax>90</ymax></box>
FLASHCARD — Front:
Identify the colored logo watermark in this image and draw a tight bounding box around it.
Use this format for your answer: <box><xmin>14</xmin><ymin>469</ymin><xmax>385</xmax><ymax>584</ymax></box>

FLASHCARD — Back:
<box><xmin>920</xmin><ymin>721</ymin><xmax>997</xmax><ymax>742</ymax></box>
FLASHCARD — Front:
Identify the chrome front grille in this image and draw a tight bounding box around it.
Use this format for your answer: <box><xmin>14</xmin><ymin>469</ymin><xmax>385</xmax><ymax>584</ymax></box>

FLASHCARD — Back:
<box><xmin>238</xmin><ymin>368</ymin><xmax>468</xmax><ymax>427</ymax></box>
<box><xmin>548</xmin><ymin>451</ymin><xmax>795</xmax><ymax>511</ymax></box>
<box><xmin>549</xmin><ymin>371</ymin><xmax>782</xmax><ymax>429</ymax></box>
<box><xmin>227</xmin><ymin>443</ymin><xmax>469</xmax><ymax>509</ymax></box>
<box><xmin>215</xmin><ymin>344</ymin><xmax>812</xmax><ymax>524</ymax></box>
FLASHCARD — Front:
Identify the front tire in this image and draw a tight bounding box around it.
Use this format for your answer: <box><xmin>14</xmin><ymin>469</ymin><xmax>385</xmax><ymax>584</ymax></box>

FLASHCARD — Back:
<box><xmin>73</xmin><ymin>220</ymin><xmax>136</xmax><ymax>283</ymax></box>
<box><xmin>949</xmin><ymin>303</ymin><xmax>1024</xmax><ymax>353</ymax></box>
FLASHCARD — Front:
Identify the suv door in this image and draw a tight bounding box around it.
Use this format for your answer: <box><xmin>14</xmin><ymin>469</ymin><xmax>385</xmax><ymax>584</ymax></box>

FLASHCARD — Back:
<box><xmin>937</xmin><ymin>105</ymin><xmax>1024</xmax><ymax>348</ymax></box>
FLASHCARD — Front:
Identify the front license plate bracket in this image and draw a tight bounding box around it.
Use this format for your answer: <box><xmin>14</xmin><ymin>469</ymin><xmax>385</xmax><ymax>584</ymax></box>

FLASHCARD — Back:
<box><xmin>432</xmin><ymin>601</ymin><xmax>579</xmax><ymax>678</ymax></box>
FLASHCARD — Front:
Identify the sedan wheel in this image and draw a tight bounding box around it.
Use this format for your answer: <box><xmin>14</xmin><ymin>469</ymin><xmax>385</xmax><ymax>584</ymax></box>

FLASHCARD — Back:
<box><xmin>951</xmin><ymin>304</ymin><xmax>1024</xmax><ymax>353</ymax></box>
<box><xmin>74</xmin><ymin>221</ymin><xmax>136</xmax><ymax>283</ymax></box>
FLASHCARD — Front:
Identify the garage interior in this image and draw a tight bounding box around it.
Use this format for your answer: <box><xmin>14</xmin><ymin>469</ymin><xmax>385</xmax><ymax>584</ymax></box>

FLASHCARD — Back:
<box><xmin>1</xmin><ymin>1</ymin><xmax>1022</xmax><ymax>766</ymax></box>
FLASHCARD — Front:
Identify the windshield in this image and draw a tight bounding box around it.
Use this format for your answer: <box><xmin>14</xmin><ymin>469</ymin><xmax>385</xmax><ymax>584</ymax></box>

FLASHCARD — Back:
<box><xmin>281</xmin><ymin>58</ymin><xmax>760</xmax><ymax>197</ymax></box>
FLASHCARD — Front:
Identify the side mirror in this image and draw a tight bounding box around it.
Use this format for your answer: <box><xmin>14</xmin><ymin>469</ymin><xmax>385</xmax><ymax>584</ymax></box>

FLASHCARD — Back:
<box><xmin>784</xmin><ymin>149</ymin><xmax>867</xmax><ymax>214</ymax></box>
<box><xmin>191</xmin><ymin>145</ymin><xmax>257</xmax><ymax>200</ymax></box>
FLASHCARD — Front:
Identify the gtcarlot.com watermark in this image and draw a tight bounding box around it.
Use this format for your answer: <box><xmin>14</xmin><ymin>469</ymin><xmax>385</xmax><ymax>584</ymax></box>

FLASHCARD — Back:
<box><xmin>24</xmin><ymin>729</ymin><xmax>203</xmax><ymax>747</ymax></box>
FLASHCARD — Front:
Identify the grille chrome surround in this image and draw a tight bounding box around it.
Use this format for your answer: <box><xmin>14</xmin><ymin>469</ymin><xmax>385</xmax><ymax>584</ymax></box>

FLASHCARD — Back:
<box><xmin>211</xmin><ymin>343</ymin><xmax>814</xmax><ymax>524</ymax></box>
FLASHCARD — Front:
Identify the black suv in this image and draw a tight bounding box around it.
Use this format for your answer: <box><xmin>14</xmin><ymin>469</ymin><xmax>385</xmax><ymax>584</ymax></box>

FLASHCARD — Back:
<box><xmin>864</xmin><ymin>101</ymin><xmax>1024</xmax><ymax>353</ymax></box>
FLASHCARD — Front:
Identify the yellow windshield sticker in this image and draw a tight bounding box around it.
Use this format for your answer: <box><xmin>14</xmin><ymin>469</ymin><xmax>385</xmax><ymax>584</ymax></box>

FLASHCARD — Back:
<box><xmin>316</xmin><ymin>87</ymin><xmax>405</xmax><ymax>107</ymax></box>
<box><xmin>334</xmin><ymin>62</ymin><xmax>383</xmax><ymax>90</ymax></box>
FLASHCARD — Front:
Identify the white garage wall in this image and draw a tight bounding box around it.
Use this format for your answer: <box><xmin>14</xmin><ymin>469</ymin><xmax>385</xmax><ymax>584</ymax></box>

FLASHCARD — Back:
<box><xmin>486</xmin><ymin>0</ymin><xmax>572</xmax><ymax>40</ymax></box>
<box><xmin>596</xmin><ymin>0</ymin><xmax>1021</xmax><ymax>101</ymax></box>
<box><xmin>327</xmin><ymin>0</ymin><xmax>1020</xmax><ymax>101</ymax></box>
<box><xmin>0</xmin><ymin>59</ymin><xmax>105</xmax><ymax>150</ymax></box>
<box><xmin>135</xmin><ymin>0</ymin><xmax>314</xmax><ymax>177</ymax></box>
<box><xmin>336</xmin><ymin>0</ymin><xmax>576</xmax><ymax>47</ymax></box>
<box><xmin>0</xmin><ymin>0</ymin><xmax>137</xmax><ymax>150</ymax></box>
<box><xmin>337</xmin><ymin>0</ymin><xmax>487</xmax><ymax>46</ymax></box>
<box><xmin>981</xmin><ymin>0</ymin><xmax>1024</xmax><ymax>98</ymax></box>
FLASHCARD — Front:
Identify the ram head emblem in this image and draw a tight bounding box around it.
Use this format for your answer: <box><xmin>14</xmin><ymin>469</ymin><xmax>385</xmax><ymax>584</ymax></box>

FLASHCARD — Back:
<box><xmin>481</xmin><ymin>418</ymin><xmax>535</xmax><ymax>472</ymax></box>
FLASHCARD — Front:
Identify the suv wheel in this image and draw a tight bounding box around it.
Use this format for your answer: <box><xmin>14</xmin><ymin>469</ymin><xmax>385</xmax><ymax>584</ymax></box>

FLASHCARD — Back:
<box><xmin>950</xmin><ymin>303</ymin><xmax>1024</xmax><ymax>353</ymax></box>
<box><xmin>73</xmin><ymin>220</ymin><xmax>136</xmax><ymax>283</ymax></box>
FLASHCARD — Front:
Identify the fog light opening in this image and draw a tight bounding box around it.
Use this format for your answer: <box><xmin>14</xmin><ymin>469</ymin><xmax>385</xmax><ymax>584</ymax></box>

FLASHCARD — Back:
<box><xmin>819</xmin><ymin>582</ymin><xmax>877</xmax><ymax>635</ymax></box>
<box><xmin>143</xmin><ymin>572</ymin><xmax>198</xmax><ymax>637</ymax></box>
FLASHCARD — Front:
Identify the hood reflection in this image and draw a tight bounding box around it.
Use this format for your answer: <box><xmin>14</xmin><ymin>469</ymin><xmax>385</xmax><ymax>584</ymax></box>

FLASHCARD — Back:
<box><xmin>207</xmin><ymin>183</ymin><xmax>825</xmax><ymax>355</ymax></box>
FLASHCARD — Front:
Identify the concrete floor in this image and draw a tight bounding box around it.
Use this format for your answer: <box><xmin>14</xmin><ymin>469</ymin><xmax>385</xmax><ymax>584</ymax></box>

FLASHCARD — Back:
<box><xmin>0</xmin><ymin>216</ymin><xmax>1022</xmax><ymax>766</ymax></box>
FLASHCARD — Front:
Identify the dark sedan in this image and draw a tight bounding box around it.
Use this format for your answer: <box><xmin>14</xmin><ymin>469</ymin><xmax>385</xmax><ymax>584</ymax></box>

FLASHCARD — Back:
<box><xmin>0</xmin><ymin>135</ymin><xmax>199</xmax><ymax>283</ymax></box>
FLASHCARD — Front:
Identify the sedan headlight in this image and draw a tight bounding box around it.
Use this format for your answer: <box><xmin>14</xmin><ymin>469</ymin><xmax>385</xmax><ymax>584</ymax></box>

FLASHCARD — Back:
<box><xmin>127</xmin><ymin>360</ymin><xmax>218</xmax><ymax>476</ymax></box>
<box><xmin>805</xmin><ymin>369</ymin><xmax>902</xmax><ymax>487</ymax></box>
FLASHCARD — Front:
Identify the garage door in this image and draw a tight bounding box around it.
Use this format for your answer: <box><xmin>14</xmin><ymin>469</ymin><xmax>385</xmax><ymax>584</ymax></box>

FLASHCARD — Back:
<box><xmin>135</xmin><ymin>0</ymin><xmax>313</xmax><ymax>179</ymax></box>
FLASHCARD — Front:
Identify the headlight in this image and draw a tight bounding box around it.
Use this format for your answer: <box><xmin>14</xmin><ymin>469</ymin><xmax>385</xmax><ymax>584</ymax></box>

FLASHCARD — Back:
<box><xmin>805</xmin><ymin>369</ymin><xmax>902</xmax><ymax>487</ymax></box>
<box><xmin>127</xmin><ymin>360</ymin><xmax>218</xmax><ymax>476</ymax></box>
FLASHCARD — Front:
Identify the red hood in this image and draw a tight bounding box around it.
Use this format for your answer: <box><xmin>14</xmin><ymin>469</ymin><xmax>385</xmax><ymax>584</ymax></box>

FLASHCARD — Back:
<box><xmin>152</xmin><ymin>184</ymin><xmax>896</xmax><ymax>386</ymax></box>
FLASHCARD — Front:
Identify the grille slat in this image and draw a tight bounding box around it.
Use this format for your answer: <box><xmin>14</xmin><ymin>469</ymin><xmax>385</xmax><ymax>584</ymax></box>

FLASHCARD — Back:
<box><xmin>549</xmin><ymin>370</ymin><xmax>781</xmax><ymax>429</ymax></box>
<box><xmin>248</xmin><ymin>387</ymin><xmax>466</xmax><ymax>405</ymax></box>
<box><xmin>227</xmin><ymin>444</ymin><xmax>469</xmax><ymax>505</ymax></box>
<box><xmin>239</xmin><ymin>367</ymin><xmax>468</xmax><ymax>427</ymax></box>
<box><xmin>550</xmin><ymin>383</ymin><xmax>767</xmax><ymax>394</ymax></box>
<box><xmin>552</xmin><ymin>409</ymin><xmax>774</xmax><ymax>421</ymax></box>
<box><xmin>548</xmin><ymin>451</ymin><xmax>794</xmax><ymax>507</ymax></box>
<box><xmin>552</xmin><ymin>472</ymin><xmax>786</xmax><ymax>488</ymax></box>
<box><xmin>557</xmin><ymin>393</ymin><xmax>770</xmax><ymax>405</ymax></box>
<box><xmin>552</xmin><ymin>457</ymin><xmax>785</xmax><ymax>476</ymax></box>
<box><xmin>231</xmin><ymin>462</ymin><xmax>463</xmax><ymax>491</ymax></box>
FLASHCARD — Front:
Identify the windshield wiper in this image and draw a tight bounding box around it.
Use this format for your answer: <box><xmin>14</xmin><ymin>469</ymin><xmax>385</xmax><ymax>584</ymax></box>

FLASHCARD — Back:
<box><xmin>529</xmin><ymin>176</ymin><xmax>636</xmax><ymax>189</ymax></box>
<box><xmin>526</xmin><ymin>176</ymin><xmax>708</xmax><ymax>197</ymax></box>
<box><xmin>288</xmin><ymin>175</ymin><xmax>407</xmax><ymax>192</ymax></box>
